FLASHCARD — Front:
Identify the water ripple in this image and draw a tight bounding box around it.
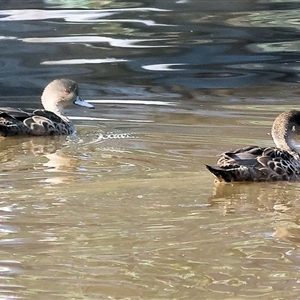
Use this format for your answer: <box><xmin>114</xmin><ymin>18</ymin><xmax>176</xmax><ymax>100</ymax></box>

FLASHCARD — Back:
<box><xmin>0</xmin><ymin>8</ymin><xmax>170</xmax><ymax>23</ymax></box>
<box><xmin>41</xmin><ymin>58</ymin><xmax>127</xmax><ymax>65</ymax></box>
<box><xmin>22</xmin><ymin>36</ymin><xmax>169</xmax><ymax>48</ymax></box>
<box><xmin>143</xmin><ymin>63</ymin><xmax>186</xmax><ymax>71</ymax></box>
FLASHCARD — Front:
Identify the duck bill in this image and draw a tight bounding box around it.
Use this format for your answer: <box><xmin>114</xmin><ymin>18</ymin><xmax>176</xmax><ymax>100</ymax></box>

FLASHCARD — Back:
<box><xmin>74</xmin><ymin>96</ymin><xmax>95</xmax><ymax>109</ymax></box>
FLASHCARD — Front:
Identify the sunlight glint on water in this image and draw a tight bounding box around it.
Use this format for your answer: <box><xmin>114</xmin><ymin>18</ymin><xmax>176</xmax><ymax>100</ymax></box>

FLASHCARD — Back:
<box><xmin>0</xmin><ymin>1</ymin><xmax>299</xmax><ymax>299</ymax></box>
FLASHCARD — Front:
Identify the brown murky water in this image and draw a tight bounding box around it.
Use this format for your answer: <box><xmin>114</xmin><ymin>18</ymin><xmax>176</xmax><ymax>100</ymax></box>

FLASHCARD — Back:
<box><xmin>1</xmin><ymin>0</ymin><xmax>300</xmax><ymax>298</ymax></box>
<box><xmin>0</xmin><ymin>87</ymin><xmax>299</xmax><ymax>299</ymax></box>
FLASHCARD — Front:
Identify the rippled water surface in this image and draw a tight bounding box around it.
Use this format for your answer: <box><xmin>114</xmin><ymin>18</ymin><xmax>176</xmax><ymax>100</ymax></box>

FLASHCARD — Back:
<box><xmin>0</xmin><ymin>0</ymin><xmax>300</xmax><ymax>299</ymax></box>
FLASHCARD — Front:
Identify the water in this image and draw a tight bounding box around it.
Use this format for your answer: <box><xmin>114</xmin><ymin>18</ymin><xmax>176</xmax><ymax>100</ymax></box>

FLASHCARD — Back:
<box><xmin>0</xmin><ymin>0</ymin><xmax>300</xmax><ymax>299</ymax></box>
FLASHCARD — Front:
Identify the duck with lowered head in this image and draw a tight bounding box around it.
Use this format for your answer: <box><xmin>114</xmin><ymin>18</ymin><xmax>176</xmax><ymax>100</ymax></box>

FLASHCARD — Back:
<box><xmin>0</xmin><ymin>78</ymin><xmax>94</xmax><ymax>136</ymax></box>
<box><xmin>206</xmin><ymin>110</ymin><xmax>300</xmax><ymax>182</ymax></box>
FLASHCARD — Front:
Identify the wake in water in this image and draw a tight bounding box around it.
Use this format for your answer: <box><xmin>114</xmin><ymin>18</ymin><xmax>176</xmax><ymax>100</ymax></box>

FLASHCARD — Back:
<box><xmin>91</xmin><ymin>132</ymin><xmax>136</xmax><ymax>144</ymax></box>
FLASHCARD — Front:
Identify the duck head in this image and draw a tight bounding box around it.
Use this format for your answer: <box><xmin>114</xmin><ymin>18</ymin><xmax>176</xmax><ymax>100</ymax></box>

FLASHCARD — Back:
<box><xmin>272</xmin><ymin>109</ymin><xmax>300</xmax><ymax>155</ymax></box>
<box><xmin>41</xmin><ymin>78</ymin><xmax>94</xmax><ymax>115</ymax></box>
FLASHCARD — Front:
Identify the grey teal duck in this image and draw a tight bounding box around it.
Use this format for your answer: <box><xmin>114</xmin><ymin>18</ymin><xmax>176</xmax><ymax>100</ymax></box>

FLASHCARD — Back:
<box><xmin>206</xmin><ymin>110</ymin><xmax>300</xmax><ymax>182</ymax></box>
<box><xmin>0</xmin><ymin>78</ymin><xmax>94</xmax><ymax>136</ymax></box>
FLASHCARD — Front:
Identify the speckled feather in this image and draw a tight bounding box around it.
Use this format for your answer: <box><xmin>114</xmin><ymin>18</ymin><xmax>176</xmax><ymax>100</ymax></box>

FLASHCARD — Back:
<box><xmin>0</xmin><ymin>109</ymin><xmax>74</xmax><ymax>136</ymax></box>
<box><xmin>0</xmin><ymin>79</ymin><xmax>94</xmax><ymax>137</ymax></box>
<box><xmin>206</xmin><ymin>110</ymin><xmax>300</xmax><ymax>182</ymax></box>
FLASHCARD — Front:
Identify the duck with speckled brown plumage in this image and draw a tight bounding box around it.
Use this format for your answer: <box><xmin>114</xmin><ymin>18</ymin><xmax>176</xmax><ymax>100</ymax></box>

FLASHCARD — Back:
<box><xmin>0</xmin><ymin>78</ymin><xmax>94</xmax><ymax>136</ymax></box>
<box><xmin>206</xmin><ymin>110</ymin><xmax>300</xmax><ymax>182</ymax></box>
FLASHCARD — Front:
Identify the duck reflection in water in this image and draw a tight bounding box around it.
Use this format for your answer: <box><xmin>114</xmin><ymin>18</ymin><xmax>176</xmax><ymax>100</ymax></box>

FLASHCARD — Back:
<box><xmin>207</xmin><ymin>181</ymin><xmax>300</xmax><ymax>244</ymax></box>
<box><xmin>206</xmin><ymin>110</ymin><xmax>300</xmax><ymax>182</ymax></box>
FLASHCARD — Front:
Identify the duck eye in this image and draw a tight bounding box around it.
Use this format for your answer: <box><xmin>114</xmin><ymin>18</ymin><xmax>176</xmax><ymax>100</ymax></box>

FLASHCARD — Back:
<box><xmin>64</xmin><ymin>88</ymin><xmax>71</xmax><ymax>94</ymax></box>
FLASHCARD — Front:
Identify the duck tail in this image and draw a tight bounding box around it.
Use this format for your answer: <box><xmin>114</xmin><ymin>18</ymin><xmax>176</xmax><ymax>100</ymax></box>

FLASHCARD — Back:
<box><xmin>0</xmin><ymin>123</ymin><xmax>24</xmax><ymax>137</ymax></box>
<box><xmin>206</xmin><ymin>165</ymin><xmax>238</xmax><ymax>182</ymax></box>
<box><xmin>0</xmin><ymin>125</ymin><xmax>10</xmax><ymax>137</ymax></box>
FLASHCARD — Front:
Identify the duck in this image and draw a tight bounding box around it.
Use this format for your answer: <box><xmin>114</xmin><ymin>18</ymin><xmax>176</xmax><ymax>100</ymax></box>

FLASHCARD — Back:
<box><xmin>206</xmin><ymin>110</ymin><xmax>300</xmax><ymax>182</ymax></box>
<box><xmin>0</xmin><ymin>78</ymin><xmax>94</xmax><ymax>136</ymax></box>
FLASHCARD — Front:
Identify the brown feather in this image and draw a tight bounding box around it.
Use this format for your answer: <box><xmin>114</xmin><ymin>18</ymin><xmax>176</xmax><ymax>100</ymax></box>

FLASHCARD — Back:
<box><xmin>206</xmin><ymin>110</ymin><xmax>300</xmax><ymax>182</ymax></box>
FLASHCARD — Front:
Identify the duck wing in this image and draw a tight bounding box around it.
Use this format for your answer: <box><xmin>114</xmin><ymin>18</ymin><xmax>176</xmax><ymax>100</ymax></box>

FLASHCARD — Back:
<box><xmin>0</xmin><ymin>108</ymin><xmax>73</xmax><ymax>136</ymax></box>
<box><xmin>23</xmin><ymin>109</ymin><xmax>73</xmax><ymax>136</ymax></box>
<box><xmin>206</xmin><ymin>145</ymin><xmax>299</xmax><ymax>182</ymax></box>
<box><xmin>0</xmin><ymin>108</ymin><xmax>33</xmax><ymax>136</ymax></box>
<box><xmin>32</xmin><ymin>109</ymin><xmax>67</xmax><ymax>124</ymax></box>
<box><xmin>0</xmin><ymin>107</ymin><xmax>32</xmax><ymax>120</ymax></box>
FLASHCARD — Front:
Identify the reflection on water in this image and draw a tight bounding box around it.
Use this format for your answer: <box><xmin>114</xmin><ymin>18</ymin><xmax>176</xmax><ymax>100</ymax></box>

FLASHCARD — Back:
<box><xmin>0</xmin><ymin>0</ymin><xmax>300</xmax><ymax>299</ymax></box>
<box><xmin>0</xmin><ymin>99</ymin><xmax>299</xmax><ymax>298</ymax></box>
<box><xmin>1</xmin><ymin>1</ymin><xmax>300</xmax><ymax>95</ymax></box>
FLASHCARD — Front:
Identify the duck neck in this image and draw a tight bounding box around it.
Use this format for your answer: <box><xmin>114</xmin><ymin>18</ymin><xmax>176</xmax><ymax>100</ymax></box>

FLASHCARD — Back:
<box><xmin>43</xmin><ymin>102</ymin><xmax>70</xmax><ymax>123</ymax></box>
<box><xmin>51</xmin><ymin>106</ymin><xmax>63</xmax><ymax>116</ymax></box>
<box><xmin>54</xmin><ymin>109</ymin><xmax>71</xmax><ymax>123</ymax></box>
